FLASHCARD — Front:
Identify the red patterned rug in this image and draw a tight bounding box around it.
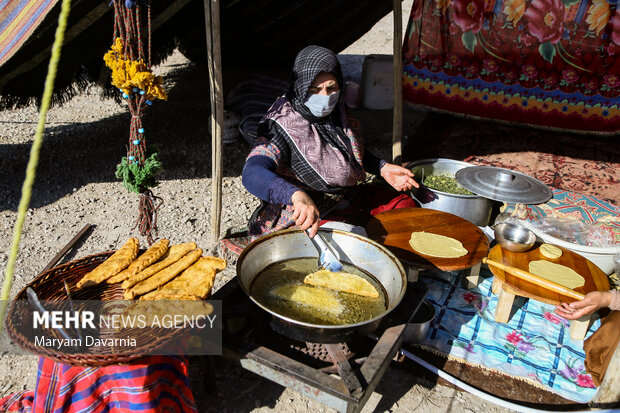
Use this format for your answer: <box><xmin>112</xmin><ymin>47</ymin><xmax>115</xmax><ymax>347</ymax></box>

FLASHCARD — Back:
<box><xmin>404</xmin><ymin>111</ymin><xmax>620</xmax><ymax>205</ymax></box>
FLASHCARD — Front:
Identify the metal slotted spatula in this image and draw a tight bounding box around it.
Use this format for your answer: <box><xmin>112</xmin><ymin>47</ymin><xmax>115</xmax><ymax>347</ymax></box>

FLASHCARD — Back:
<box><xmin>307</xmin><ymin>230</ymin><xmax>344</xmax><ymax>272</ymax></box>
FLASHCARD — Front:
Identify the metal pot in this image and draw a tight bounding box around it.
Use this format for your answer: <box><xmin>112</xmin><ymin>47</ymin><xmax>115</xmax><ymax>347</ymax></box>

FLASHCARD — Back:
<box><xmin>406</xmin><ymin>158</ymin><xmax>495</xmax><ymax>227</ymax></box>
<box><xmin>402</xmin><ymin>299</ymin><xmax>435</xmax><ymax>344</ymax></box>
<box><xmin>236</xmin><ymin>228</ymin><xmax>407</xmax><ymax>343</ymax></box>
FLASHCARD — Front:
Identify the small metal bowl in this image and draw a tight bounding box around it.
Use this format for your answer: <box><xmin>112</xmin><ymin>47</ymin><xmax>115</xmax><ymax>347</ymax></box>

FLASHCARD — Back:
<box><xmin>403</xmin><ymin>300</ymin><xmax>436</xmax><ymax>344</ymax></box>
<box><xmin>494</xmin><ymin>222</ymin><xmax>536</xmax><ymax>252</ymax></box>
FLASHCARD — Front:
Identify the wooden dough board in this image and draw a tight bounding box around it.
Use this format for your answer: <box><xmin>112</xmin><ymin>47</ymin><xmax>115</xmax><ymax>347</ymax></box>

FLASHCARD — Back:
<box><xmin>366</xmin><ymin>208</ymin><xmax>489</xmax><ymax>271</ymax></box>
<box><xmin>487</xmin><ymin>243</ymin><xmax>610</xmax><ymax>304</ymax></box>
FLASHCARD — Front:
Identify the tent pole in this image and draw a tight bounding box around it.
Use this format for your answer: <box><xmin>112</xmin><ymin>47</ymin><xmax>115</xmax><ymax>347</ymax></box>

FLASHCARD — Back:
<box><xmin>203</xmin><ymin>0</ymin><xmax>224</xmax><ymax>244</ymax></box>
<box><xmin>392</xmin><ymin>0</ymin><xmax>403</xmax><ymax>165</ymax></box>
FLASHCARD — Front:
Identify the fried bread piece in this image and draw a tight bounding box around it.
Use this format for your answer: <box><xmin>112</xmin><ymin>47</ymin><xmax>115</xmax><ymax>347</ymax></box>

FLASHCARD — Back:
<box><xmin>140</xmin><ymin>256</ymin><xmax>227</xmax><ymax>300</ymax></box>
<box><xmin>124</xmin><ymin>248</ymin><xmax>203</xmax><ymax>299</ymax></box>
<box><xmin>107</xmin><ymin>239</ymin><xmax>170</xmax><ymax>284</ymax></box>
<box><xmin>304</xmin><ymin>269</ymin><xmax>379</xmax><ymax>298</ymax></box>
<box><xmin>121</xmin><ymin>242</ymin><xmax>197</xmax><ymax>290</ymax></box>
<box><xmin>272</xmin><ymin>284</ymin><xmax>344</xmax><ymax>315</ymax></box>
<box><xmin>77</xmin><ymin>238</ymin><xmax>139</xmax><ymax>288</ymax></box>
<box><xmin>121</xmin><ymin>299</ymin><xmax>214</xmax><ymax>329</ymax></box>
<box><xmin>140</xmin><ymin>293</ymin><xmax>201</xmax><ymax>300</ymax></box>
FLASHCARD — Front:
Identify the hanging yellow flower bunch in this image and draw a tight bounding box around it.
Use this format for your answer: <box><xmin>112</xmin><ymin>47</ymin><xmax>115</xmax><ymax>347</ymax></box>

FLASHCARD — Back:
<box><xmin>104</xmin><ymin>38</ymin><xmax>167</xmax><ymax>101</ymax></box>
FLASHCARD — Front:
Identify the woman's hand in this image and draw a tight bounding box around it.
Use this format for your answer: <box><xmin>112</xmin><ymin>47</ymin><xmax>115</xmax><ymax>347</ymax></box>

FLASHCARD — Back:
<box><xmin>291</xmin><ymin>191</ymin><xmax>320</xmax><ymax>237</ymax></box>
<box><xmin>555</xmin><ymin>291</ymin><xmax>613</xmax><ymax>320</ymax></box>
<box><xmin>380</xmin><ymin>163</ymin><xmax>419</xmax><ymax>192</ymax></box>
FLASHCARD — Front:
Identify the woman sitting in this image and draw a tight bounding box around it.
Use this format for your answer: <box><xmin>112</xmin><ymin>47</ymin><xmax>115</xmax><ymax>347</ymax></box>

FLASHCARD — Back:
<box><xmin>242</xmin><ymin>45</ymin><xmax>418</xmax><ymax>239</ymax></box>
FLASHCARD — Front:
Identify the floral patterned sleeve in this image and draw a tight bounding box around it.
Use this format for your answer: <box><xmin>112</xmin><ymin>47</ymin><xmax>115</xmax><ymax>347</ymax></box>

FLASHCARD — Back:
<box><xmin>344</xmin><ymin>115</ymin><xmax>364</xmax><ymax>165</ymax></box>
<box><xmin>247</xmin><ymin>139</ymin><xmax>282</xmax><ymax>165</ymax></box>
<box><xmin>246</xmin><ymin>119</ymin><xmax>291</xmax><ymax>167</ymax></box>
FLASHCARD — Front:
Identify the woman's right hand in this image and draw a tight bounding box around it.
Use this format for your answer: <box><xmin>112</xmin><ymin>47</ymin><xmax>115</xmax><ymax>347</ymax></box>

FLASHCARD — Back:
<box><xmin>291</xmin><ymin>191</ymin><xmax>320</xmax><ymax>238</ymax></box>
<box><xmin>555</xmin><ymin>291</ymin><xmax>613</xmax><ymax>320</ymax></box>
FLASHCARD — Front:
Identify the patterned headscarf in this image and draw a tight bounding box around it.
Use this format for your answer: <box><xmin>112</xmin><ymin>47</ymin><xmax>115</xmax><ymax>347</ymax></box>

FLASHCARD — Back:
<box><xmin>288</xmin><ymin>45</ymin><xmax>345</xmax><ymax>125</ymax></box>
<box><xmin>286</xmin><ymin>45</ymin><xmax>352</xmax><ymax>161</ymax></box>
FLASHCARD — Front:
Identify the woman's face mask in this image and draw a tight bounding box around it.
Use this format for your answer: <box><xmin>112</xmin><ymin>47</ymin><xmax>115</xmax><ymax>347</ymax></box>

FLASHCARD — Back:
<box><xmin>304</xmin><ymin>90</ymin><xmax>340</xmax><ymax>117</ymax></box>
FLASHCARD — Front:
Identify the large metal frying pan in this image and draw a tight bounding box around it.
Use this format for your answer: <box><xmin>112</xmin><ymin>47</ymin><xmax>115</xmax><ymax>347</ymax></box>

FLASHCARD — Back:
<box><xmin>236</xmin><ymin>228</ymin><xmax>407</xmax><ymax>343</ymax></box>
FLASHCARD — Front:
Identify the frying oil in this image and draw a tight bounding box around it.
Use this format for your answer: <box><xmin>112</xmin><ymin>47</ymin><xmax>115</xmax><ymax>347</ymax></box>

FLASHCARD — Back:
<box><xmin>250</xmin><ymin>257</ymin><xmax>387</xmax><ymax>325</ymax></box>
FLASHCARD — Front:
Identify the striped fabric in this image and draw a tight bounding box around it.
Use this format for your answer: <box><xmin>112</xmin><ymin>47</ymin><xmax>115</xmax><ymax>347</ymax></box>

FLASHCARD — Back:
<box><xmin>0</xmin><ymin>0</ymin><xmax>58</xmax><ymax>67</ymax></box>
<box><xmin>0</xmin><ymin>356</ymin><xmax>198</xmax><ymax>412</ymax></box>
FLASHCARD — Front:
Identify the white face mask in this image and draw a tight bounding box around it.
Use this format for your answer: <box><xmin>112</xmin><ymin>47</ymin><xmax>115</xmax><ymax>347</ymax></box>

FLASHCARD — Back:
<box><xmin>304</xmin><ymin>90</ymin><xmax>340</xmax><ymax>117</ymax></box>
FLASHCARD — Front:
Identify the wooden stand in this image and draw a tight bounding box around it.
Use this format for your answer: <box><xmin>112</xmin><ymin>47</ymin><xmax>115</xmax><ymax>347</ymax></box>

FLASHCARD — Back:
<box><xmin>486</xmin><ymin>244</ymin><xmax>609</xmax><ymax>340</ymax></box>
<box><xmin>463</xmin><ymin>263</ymin><xmax>481</xmax><ymax>289</ymax></box>
<box><xmin>492</xmin><ymin>277</ymin><xmax>594</xmax><ymax>339</ymax></box>
<box><xmin>366</xmin><ymin>208</ymin><xmax>489</xmax><ymax>272</ymax></box>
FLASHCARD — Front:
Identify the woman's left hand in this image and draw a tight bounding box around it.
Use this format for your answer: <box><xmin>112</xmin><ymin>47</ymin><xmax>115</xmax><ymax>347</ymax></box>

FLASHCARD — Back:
<box><xmin>380</xmin><ymin>163</ymin><xmax>419</xmax><ymax>192</ymax></box>
<box><xmin>555</xmin><ymin>291</ymin><xmax>612</xmax><ymax>320</ymax></box>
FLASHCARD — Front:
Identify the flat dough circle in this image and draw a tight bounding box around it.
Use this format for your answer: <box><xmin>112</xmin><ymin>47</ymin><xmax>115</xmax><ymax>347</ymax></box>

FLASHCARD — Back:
<box><xmin>540</xmin><ymin>244</ymin><xmax>562</xmax><ymax>259</ymax></box>
<box><xmin>409</xmin><ymin>232</ymin><xmax>468</xmax><ymax>258</ymax></box>
<box><xmin>528</xmin><ymin>260</ymin><xmax>585</xmax><ymax>289</ymax></box>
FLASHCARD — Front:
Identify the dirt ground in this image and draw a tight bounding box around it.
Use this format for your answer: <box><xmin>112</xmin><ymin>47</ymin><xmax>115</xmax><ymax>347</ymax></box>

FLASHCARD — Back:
<box><xmin>0</xmin><ymin>1</ymin><xmax>525</xmax><ymax>411</ymax></box>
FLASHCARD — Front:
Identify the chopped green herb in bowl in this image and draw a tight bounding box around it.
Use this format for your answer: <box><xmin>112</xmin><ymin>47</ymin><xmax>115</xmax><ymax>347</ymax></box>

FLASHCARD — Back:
<box><xmin>423</xmin><ymin>174</ymin><xmax>474</xmax><ymax>195</ymax></box>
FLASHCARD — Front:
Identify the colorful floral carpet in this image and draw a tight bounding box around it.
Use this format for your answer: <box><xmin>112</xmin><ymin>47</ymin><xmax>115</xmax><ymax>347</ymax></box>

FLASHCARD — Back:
<box><xmin>404</xmin><ymin>111</ymin><xmax>620</xmax><ymax>205</ymax></box>
<box><xmin>419</xmin><ymin>270</ymin><xmax>600</xmax><ymax>404</ymax></box>
<box><xmin>402</xmin><ymin>0</ymin><xmax>620</xmax><ymax>133</ymax></box>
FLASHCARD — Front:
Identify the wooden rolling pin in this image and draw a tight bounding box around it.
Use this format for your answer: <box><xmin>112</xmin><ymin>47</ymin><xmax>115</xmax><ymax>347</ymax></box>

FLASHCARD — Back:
<box><xmin>482</xmin><ymin>257</ymin><xmax>585</xmax><ymax>301</ymax></box>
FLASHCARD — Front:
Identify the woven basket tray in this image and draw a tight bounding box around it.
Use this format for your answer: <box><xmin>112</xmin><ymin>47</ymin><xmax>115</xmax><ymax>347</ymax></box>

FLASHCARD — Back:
<box><xmin>6</xmin><ymin>251</ymin><xmax>185</xmax><ymax>367</ymax></box>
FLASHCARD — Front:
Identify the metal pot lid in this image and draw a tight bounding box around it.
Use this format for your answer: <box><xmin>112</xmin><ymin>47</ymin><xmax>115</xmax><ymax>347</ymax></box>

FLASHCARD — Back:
<box><xmin>455</xmin><ymin>166</ymin><xmax>552</xmax><ymax>204</ymax></box>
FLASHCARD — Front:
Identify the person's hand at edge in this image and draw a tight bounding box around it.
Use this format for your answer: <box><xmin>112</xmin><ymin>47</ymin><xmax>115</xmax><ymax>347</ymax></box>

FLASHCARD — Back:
<box><xmin>380</xmin><ymin>163</ymin><xmax>419</xmax><ymax>192</ymax></box>
<box><xmin>555</xmin><ymin>291</ymin><xmax>613</xmax><ymax>320</ymax></box>
<box><xmin>291</xmin><ymin>191</ymin><xmax>320</xmax><ymax>237</ymax></box>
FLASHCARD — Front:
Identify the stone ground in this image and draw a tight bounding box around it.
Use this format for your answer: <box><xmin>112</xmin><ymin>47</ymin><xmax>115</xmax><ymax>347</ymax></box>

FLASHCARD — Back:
<box><xmin>0</xmin><ymin>1</ymin><xmax>518</xmax><ymax>411</ymax></box>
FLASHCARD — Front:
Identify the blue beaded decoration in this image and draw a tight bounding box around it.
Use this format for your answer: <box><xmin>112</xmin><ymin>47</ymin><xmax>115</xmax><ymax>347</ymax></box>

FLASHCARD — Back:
<box><xmin>133</xmin><ymin>139</ymin><xmax>141</xmax><ymax>145</ymax></box>
<box><xmin>138</xmin><ymin>128</ymin><xmax>144</xmax><ymax>134</ymax></box>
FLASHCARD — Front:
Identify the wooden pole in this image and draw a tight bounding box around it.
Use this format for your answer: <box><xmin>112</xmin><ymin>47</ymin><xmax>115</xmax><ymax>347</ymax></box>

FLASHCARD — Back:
<box><xmin>203</xmin><ymin>0</ymin><xmax>223</xmax><ymax>244</ymax></box>
<box><xmin>392</xmin><ymin>0</ymin><xmax>403</xmax><ymax>165</ymax></box>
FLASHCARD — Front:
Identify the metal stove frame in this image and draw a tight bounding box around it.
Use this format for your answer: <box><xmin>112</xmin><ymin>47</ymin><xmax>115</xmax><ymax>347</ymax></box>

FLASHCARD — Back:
<box><xmin>213</xmin><ymin>278</ymin><xmax>427</xmax><ymax>413</ymax></box>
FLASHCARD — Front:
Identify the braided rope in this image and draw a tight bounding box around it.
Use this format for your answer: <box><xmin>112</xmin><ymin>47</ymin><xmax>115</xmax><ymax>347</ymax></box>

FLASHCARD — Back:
<box><xmin>113</xmin><ymin>0</ymin><xmax>160</xmax><ymax>245</ymax></box>
<box><xmin>133</xmin><ymin>190</ymin><xmax>163</xmax><ymax>245</ymax></box>
<box><xmin>129</xmin><ymin>7</ymin><xmax>137</xmax><ymax>59</ymax></box>
<box><xmin>136</xmin><ymin>5</ymin><xmax>143</xmax><ymax>63</ymax></box>
<box><xmin>122</xmin><ymin>4</ymin><xmax>134</xmax><ymax>60</ymax></box>
<box><xmin>0</xmin><ymin>0</ymin><xmax>73</xmax><ymax>331</ymax></box>
<box><xmin>147</xmin><ymin>4</ymin><xmax>151</xmax><ymax>67</ymax></box>
<box><xmin>113</xmin><ymin>4</ymin><xmax>121</xmax><ymax>41</ymax></box>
